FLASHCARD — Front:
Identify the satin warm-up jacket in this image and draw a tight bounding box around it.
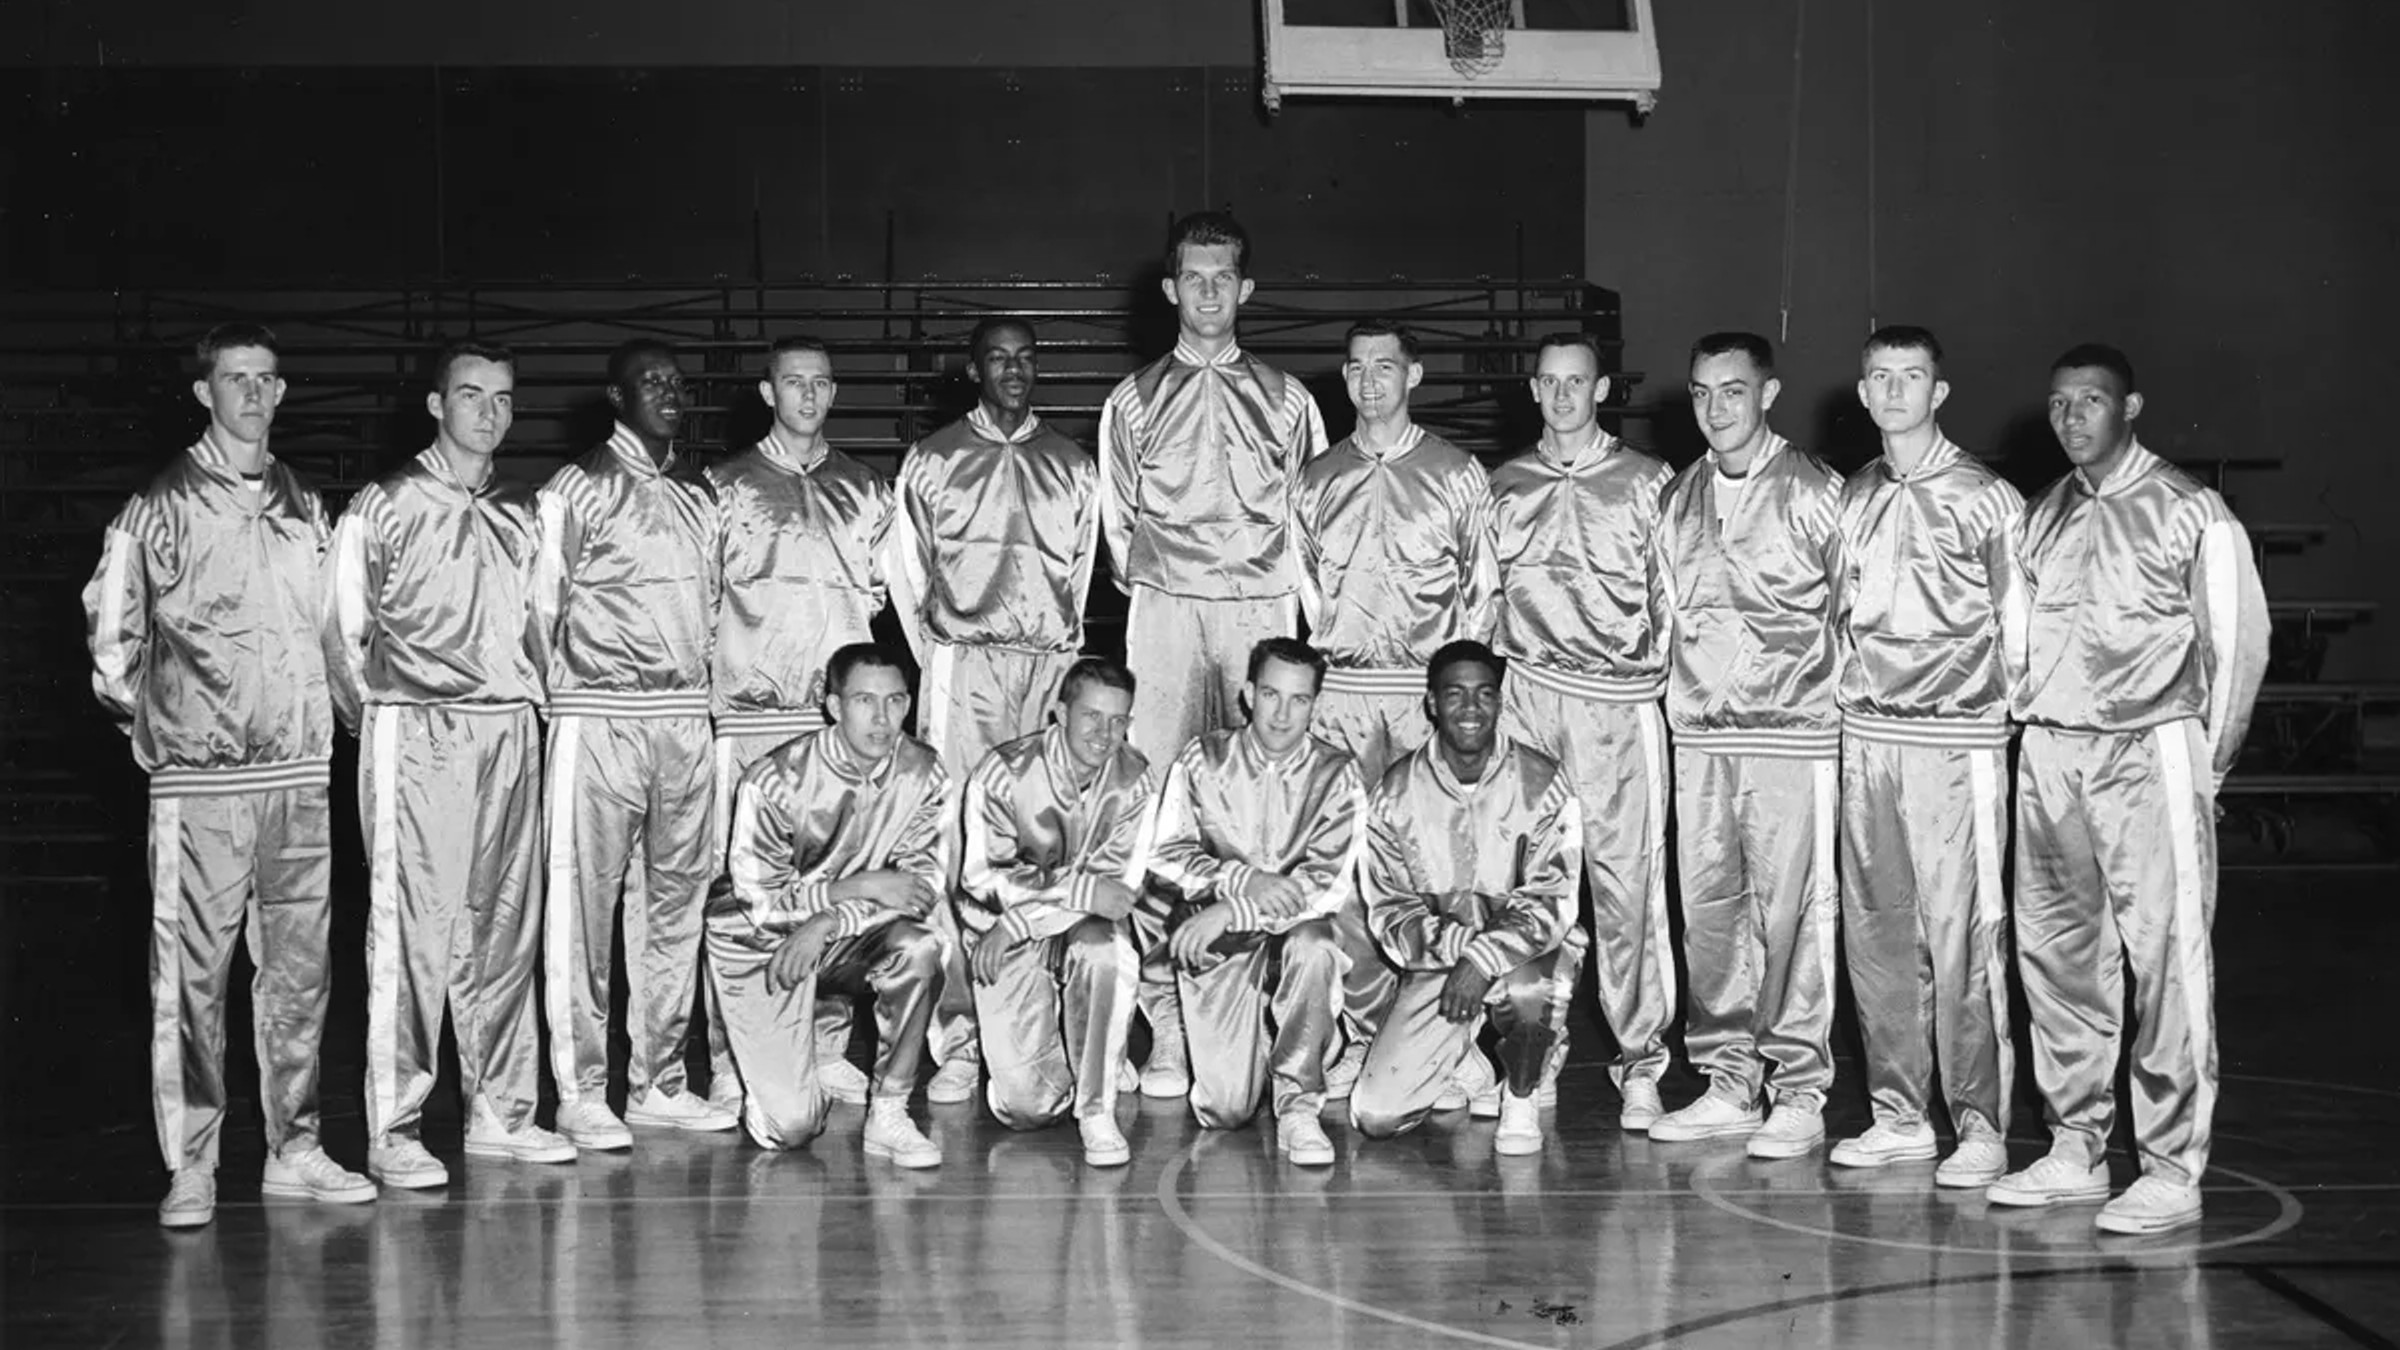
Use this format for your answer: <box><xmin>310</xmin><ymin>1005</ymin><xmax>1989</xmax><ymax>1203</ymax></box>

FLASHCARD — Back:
<box><xmin>1489</xmin><ymin>431</ymin><xmax>1674</xmax><ymax>702</ymax></box>
<box><xmin>2014</xmin><ymin>441</ymin><xmax>2270</xmax><ymax>781</ymax></box>
<box><xmin>324</xmin><ymin>447</ymin><xmax>542</xmax><ymax>727</ymax></box>
<box><xmin>1657</xmin><ymin>434</ymin><xmax>1845</xmax><ymax>757</ymax></box>
<box><xmin>1295</xmin><ymin>424</ymin><xmax>1498</xmax><ymax>676</ymax></box>
<box><xmin>84</xmin><ymin>437</ymin><xmax>335</xmax><ymax>796</ymax></box>
<box><xmin>1098</xmin><ymin>340</ymin><xmax>1329</xmax><ymax>600</ymax></box>
<box><xmin>709</xmin><ymin>437</ymin><xmax>892</xmax><ymax>732</ymax></box>
<box><xmin>1832</xmin><ymin>435</ymin><xmax>2026</xmax><ymax>749</ymax></box>
<box><xmin>1147</xmin><ymin>728</ymin><xmax>1370</xmax><ymax>935</ymax></box>
<box><xmin>530</xmin><ymin>425</ymin><xmax>719</xmax><ymax>720</ymax></box>
<box><xmin>959</xmin><ymin>725</ymin><xmax>1156</xmax><ymax>946</ymax></box>
<box><xmin>716</xmin><ymin>728</ymin><xmax>954</xmax><ymax>942</ymax></box>
<box><xmin>889</xmin><ymin>408</ymin><xmax>1096</xmax><ymax>656</ymax></box>
<box><xmin>1362</xmin><ymin>740</ymin><xmax>1582</xmax><ymax>980</ymax></box>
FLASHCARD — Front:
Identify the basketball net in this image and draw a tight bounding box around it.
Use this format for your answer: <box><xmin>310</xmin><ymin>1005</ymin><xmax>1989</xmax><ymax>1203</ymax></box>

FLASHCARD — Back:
<box><xmin>1431</xmin><ymin>0</ymin><xmax>1512</xmax><ymax>76</ymax></box>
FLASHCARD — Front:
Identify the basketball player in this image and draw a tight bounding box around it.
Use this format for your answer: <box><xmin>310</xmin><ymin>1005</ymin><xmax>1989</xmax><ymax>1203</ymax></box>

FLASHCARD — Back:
<box><xmin>1649</xmin><ymin>332</ymin><xmax>1844</xmax><ymax>1160</ymax></box>
<box><xmin>706</xmin><ymin>335</ymin><xmax>894</xmax><ymax>1113</ymax></box>
<box><xmin>1294</xmin><ymin>319</ymin><xmax>1496</xmax><ymax>1094</ymax></box>
<box><xmin>532</xmin><ymin>339</ymin><xmax>735</xmax><ymax>1148</ymax></box>
<box><xmin>707</xmin><ymin>643</ymin><xmax>949</xmax><ymax>1166</ymax></box>
<box><xmin>326</xmin><ymin>340</ymin><xmax>574</xmax><ymax>1189</ymax></box>
<box><xmin>1827</xmin><ymin>326</ymin><xmax>2023</xmax><ymax>1186</ymax></box>
<box><xmin>1150</xmin><ymin>637</ymin><xmax>1367</xmax><ymax>1167</ymax></box>
<box><xmin>1488</xmin><ymin>331</ymin><xmax>1676</xmax><ymax>1130</ymax></box>
<box><xmin>1990</xmin><ymin>344</ymin><xmax>2267</xmax><ymax>1235</ymax></box>
<box><xmin>1349</xmin><ymin>641</ymin><xmax>1583</xmax><ymax>1157</ymax></box>
<box><xmin>1098</xmin><ymin>211</ymin><xmax>1329</xmax><ymax>1098</ymax></box>
<box><xmin>86</xmin><ymin>322</ymin><xmax>373</xmax><ymax>1226</ymax></box>
<box><xmin>889</xmin><ymin>317</ymin><xmax>1099</xmax><ymax>1106</ymax></box>
<box><xmin>958</xmin><ymin>658</ymin><xmax>1152</xmax><ymax>1167</ymax></box>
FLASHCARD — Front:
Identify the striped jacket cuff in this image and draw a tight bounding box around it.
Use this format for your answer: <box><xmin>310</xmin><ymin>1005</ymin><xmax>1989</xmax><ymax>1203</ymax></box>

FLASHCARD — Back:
<box><xmin>1461</xmin><ymin>935</ymin><xmax>1514</xmax><ymax>981</ymax></box>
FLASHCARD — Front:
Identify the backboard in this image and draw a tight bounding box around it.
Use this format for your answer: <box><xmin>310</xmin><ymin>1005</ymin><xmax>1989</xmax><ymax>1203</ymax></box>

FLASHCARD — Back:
<box><xmin>1260</xmin><ymin>0</ymin><xmax>1661</xmax><ymax>112</ymax></box>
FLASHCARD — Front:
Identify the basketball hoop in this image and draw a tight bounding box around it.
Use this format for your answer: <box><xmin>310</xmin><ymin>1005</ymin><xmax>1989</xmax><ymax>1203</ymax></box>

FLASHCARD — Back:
<box><xmin>1431</xmin><ymin>0</ymin><xmax>1513</xmax><ymax>76</ymax></box>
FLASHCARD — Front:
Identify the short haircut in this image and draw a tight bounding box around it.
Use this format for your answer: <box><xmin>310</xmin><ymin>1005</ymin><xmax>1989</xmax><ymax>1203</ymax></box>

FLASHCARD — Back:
<box><xmin>1246</xmin><ymin>636</ymin><xmax>1329</xmax><ymax>693</ymax></box>
<box><xmin>195</xmin><ymin>322</ymin><xmax>280</xmax><ymax>377</ymax></box>
<box><xmin>968</xmin><ymin>316</ymin><xmax>1036</xmax><ymax>361</ymax></box>
<box><xmin>1863</xmin><ymin>324</ymin><xmax>1944</xmax><ymax>378</ymax></box>
<box><xmin>607</xmin><ymin>338</ymin><xmax>678</xmax><ymax>390</ymax></box>
<box><xmin>763</xmin><ymin>334</ymin><xmax>830</xmax><ymax>377</ymax></box>
<box><xmin>823</xmin><ymin>642</ymin><xmax>908</xmax><ymax>698</ymax></box>
<box><xmin>1057</xmin><ymin>655</ymin><xmax>1137</xmax><ymax>706</ymax></box>
<box><xmin>2050</xmin><ymin>342</ymin><xmax>2139</xmax><ymax>397</ymax></box>
<box><xmin>432</xmin><ymin>339</ymin><xmax>516</xmax><ymax>393</ymax></box>
<box><xmin>1165</xmin><ymin>210</ymin><xmax>1251</xmax><ymax>276</ymax></box>
<box><xmin>1689</xmin><ymin>331</ymin><xmax>1776</xmax><ymax>378</ymax></box>
<box><xmin>1426</xmin><ymin>639</ymin><xmax>1507</xmax><ymax>693</ymax></box>
<box><xmin>1535</xmin><ymin>331</ymin><xmax>1605</xmax><ymax>371</ymax></box>
<box><xmin>1345</xmin><ymin>318</ymin><xmax>1420</xmax><ymax>364</ymax></box>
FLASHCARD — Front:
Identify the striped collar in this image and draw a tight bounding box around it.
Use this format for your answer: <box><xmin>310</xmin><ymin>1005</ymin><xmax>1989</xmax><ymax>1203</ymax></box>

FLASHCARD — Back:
<box><xmin>1236</xmin><ymin>723</ymin><xmax>1317</xmax><ymax>774</ymax></box>
<box><xmin>415</xmin><ymin>444</ymin><xmax>496</xmax><ymax>494</ymax></box>
<box><xmin>1705</xmin><ymin>430</ymin><xmax>1788</xmax><ymax>480</ymax></box>
<box><xmin>2074</xmin><ymin>438</ymin><xmax>2161</xmax><ymax>498</ymax></box>
<box><xmin>1171</xmin><ymin>338</ymin><xmax>1246</xmax><ymax>369</ymax></box>
<box><xmin>967</xmin><ymin>405</ymin><xmax>1044</xmax><ymax>446</ymax></box>
<box><xmin>759</xmin><ymin>432</ymin><xmax>828</xmax><ymax>474</ymax></box>
<box><xmin>1880</xmin><ymin>430</ymin><xmax>1964</xmax><ymax>483</ymax></box>
<box><xmin>188</xmin><ymin>431</ymin><xmax>273</xmax><ymax>480</ymax></box>
<box><xmin>606</xmin><ymin>422</ymin><xmax>675</xmax><ymax>477</ymax></box>
<box><xmin>1538</xmin><ymin>425</ymin><xmax>1616</xmax><ymax>469</ymax></box>
<box><xmin>1040</xmin><ymin>724</ymin><xmax>1116</xmax><ymax>801</ymax></box>
<box><xmin>819</xmin><ymin>724</ymin><xmax>899</xmax><ymax>787</ymax></box>
<box><xmin>1352</xmin><ymin>422</ymin><xmax>1425</xmax><ymax>462</ymax></box>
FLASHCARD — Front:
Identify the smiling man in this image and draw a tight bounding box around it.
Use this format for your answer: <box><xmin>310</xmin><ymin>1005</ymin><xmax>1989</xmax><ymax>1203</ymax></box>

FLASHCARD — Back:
<box><xmin>957</xmin><ymin>658</ymin><xmax>1154</xmax><ymax>1167</ymax></box>
<box><xmin>532</xmin><ymin>338</ymin><xmax>733</xmax><ymax>1149</ymax></box>
<box><xmin>888</xmin><ymin>317</ymin><xmax>1100</xmax><ymax>1107</ymax></box>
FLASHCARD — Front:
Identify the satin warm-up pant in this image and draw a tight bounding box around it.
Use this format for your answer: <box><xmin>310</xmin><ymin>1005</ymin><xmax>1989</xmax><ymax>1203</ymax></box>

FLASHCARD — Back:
<box><xmin>1674</xmin><ymin>749</ymin><xmax>1838</xmax><ymax>1110</ymax></box>
<box><xmin>705</xmin><ymin>916</ymin><xmax>945</xmax><ymax>1150</ymax></box>
<box><xmin>1349</xmin><ymin>934</ymin><xmax>1587</xmax><ymax>1139</ymax></box>
<box><xmin>1312</xmin><ymin>674</ymin><xmax>1426</xmax><ymax>1047</ymax></box>
<box><xmin>1839</xmin><ymin>736</ymin><xmax>2014</xmax><ymax>1139</ymax></box>
<box><xmin>973</xmin><ymin>916</ymin><xmax>1138</xmax><ymax>1129</ymax></box>
<box><xmin>1176</xmin><ymin>917</ymin><xmax>1346</xmax><ymax>1129</ymax></box>
<box><xmin>1503</xmin><ymin>685</ymin><xmax>1676</xmax><ymax>1090</ymax></box>
<box><xmin>709</xmin><ymin>724</ymin><xmax>843</xmax><ymax>1100</ymax></box>
<box><xmin>361</xmin><ymin>704</ymin><xmax>544</xmax><ymax>1142</ymax></box>
<box><xmin>544</xmin><ymin>712</ymin><xmax>714</xmax><ymax>1107</ymax></box>
<box><xmin>146</xmin><ymin>783</ymin><xmax>333</xmax><ymax>1171</ymax></box>
<box><xmin>2015</xmin><ymin>721</ymin><xmax>2220</xmax><ymax>1186</ymax></box>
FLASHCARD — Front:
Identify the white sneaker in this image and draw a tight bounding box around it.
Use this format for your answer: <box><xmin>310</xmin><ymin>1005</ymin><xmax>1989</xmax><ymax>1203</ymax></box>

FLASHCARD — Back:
<box><xmin>1648</xmin><ymin>1090</ymin><xmax>1763</xmax><ymax>1143</ymax></box>
<box><xmin>1495</xmin><ymin>1093</ymin><xmax>1545</xmax><ymax>1156</ymax></box>
<box><xmin>1830</xmin><ymin>1119</ymin><xmax>1939</xmax><ymax>1169</ymax></box>
<box><xmin>708</xmin><ymin>1071</ymin><xmax>746</xmax><ymax>1115</ymax></box>
<box><xmin>1533</xmin><ymin>1031</ymin><xmax>1569</xmax><ymax>1109</ymax></box>
<box><xmin>1322</xmin><ymin>1042</ymin><xmax>1366</xmax><ymax>1100</ymax></box>
<box><xmin>367</xmin><ymin>1138</ymin><xmax>450</xmax><ymax>1189</ymax></box>
<box><xmin>158</xmin><ymin>1168</ymin><xmax>216</xmax><ymax>1228</ymax></box>
<box><xmin>1140</xmin><ymin>1033</ymin><xmax>1191</xmax><ymax>1099</ymax></box>
<box><xmin>1117</xmin><ymin>1059</ymin><xmax>1140</xmax><ymax>1093</ymax></box>
<box><xmin>2096</xmin><ymin>1175</ymin><xmax>2202</xmax><ymax>1235</ymax></box>
<box><xmin>261</xmin><ymin>1147</ymin><xmax>376</xmax><ymax>1205</ymax></box>
<box><xmin>1435</xmin><ymin>1051</ymin><xmax>1503</xmax><ymax>1118</ymax></box>
<box><xmin>1079</xmin><ymin>1114</ymin><xmax>1132</xmax><ymax>1168</ymax></box>
<box><xmin>1934</xmin><ymin>1137</ymin><xmax>2012</xmax><ymax>1189</ymax></box>
<box><xmin>1986</xmin><ymin>1148</ymin><xmax>2111</xmax><ymax>1208</ymax></box>
<box><xmin>627</xmin><ymin>1088</ymin><xmax>738</xmax><ymax>1132</ymax></box>
<box><xmin>1279</xmin><ymin>1112</ymin><xmax>1336</xmax><ymax>1167</ymax></box>
<box><xmin>463</xmin><ymin>1105</ymin><xmax>577</xmax><ymax>1165</ymax></box>
<box><xmin>925</xmin><ymin>1056</ymin><xmax>979</xmax><ymax>1106</ymax></box>
<box><xmin>1618</xmin><ymin>1079</ymin><xmax>1663</xmax><ymax>1133</ymax></box>
<box><xmin>1745</xmin><ymin>1100</ymin><xmax>1826</xmax><ymax>1160</ymax></box>
<box><xmin>554</xmin><ymin>1100</ymin><xmax>633</xmax><ymax>1152</ymax></box>
<box><xmin>864</xmin><ymin>1101</ymin><xmax>941</xmax><ymax>1169</ymax></box>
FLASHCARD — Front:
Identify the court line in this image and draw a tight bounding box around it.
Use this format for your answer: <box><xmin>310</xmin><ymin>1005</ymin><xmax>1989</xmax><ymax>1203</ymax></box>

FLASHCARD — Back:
<box><xmin>2243</xmin><ymin>1265</ymin><xmax>2400</xmax><ymax>1350</ymax></box>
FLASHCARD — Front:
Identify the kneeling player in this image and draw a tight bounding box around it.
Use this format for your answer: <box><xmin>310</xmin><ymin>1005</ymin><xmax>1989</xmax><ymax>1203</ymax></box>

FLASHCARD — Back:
<box><xmin>959</xmin><ymin>658</ymin><xmax>1152</xmax><ymax>1167</ymax></box>
<box><xmin>1349</xmin><ymin>642</ymin><xmax>1584</xmax><ymax>1156</ymax></box>
<box><xmin>1148</xmin><ymin>638</ymin><xmax>1368</xmax><ymax>1167</ymax></box>
<box><xmin>706</xmin><ymin>643</ymin><xmax>949</xmax><ymax>1166</ymax></box>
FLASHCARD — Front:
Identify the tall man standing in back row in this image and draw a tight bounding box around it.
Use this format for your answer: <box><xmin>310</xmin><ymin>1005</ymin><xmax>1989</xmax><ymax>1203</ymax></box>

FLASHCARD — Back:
<box><xmin>1100</xmin><ymin>211</ymin><xmax>1329</xmax><ymax>1097</ymax></box>
<box><xmin>1827</xmin><ymin>326</ymin><xmax>2023</xmax><ymax>1187</ymax></box>
<box><xmin>1650</xmin><ymin>332</ymin><xmax>1845</xmax><ymax>1161</ymax></box>
<box><xmin>890</xmin><ymin>317</ymin><xmax>1100</xmax><ymax>1106</ymax></box>
<box><xmin>1295</xmin><ymin>318</ymin><xmax>1496</xmax><ymax>1091</ymax></box>
<box><xmin>1489</xmin><ymin>331</ymin><xmax>1677</xmax><ymax>1130</ymax></box>
<box><xmin>1991</xmin><ymin>344</ymin><xmax>2267</xmax><ymax>1235</ymax></box>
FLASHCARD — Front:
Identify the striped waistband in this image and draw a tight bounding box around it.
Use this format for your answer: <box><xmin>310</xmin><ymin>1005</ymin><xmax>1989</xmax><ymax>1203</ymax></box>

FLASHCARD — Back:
<box><xmin>150</xmin><ymin>756</ymin><xmax>331</xmax><ymax>798</ymax></box>
<box><xmin>1842</xmin><ymin>710</ymin><xmax>2012</xmax><ymax>750</ymax></box>
<box><xmin>1319</xmin><ymin>666</ymin><xmax>1426</xmax><ymax>697</ymax></box>
<box><xmin>1671</xmin><ymin>725</ymin><xmax>1840</xmax><ymax>759</ymax></box>
<box><xmin>1514</xmin><ymin>662</ymin><xmax>1667</xmax><ymax>704</ymax></box>
<box><xmin>364</xmin><ymin>699</ymin><xmax>535</xmax><ymax>717</ymax></box>
<box><xmin>715</xmin><ymin>707</ymin><xmax>827</xmax><ymax>737</ymax></box>
<box><xmin>548</xmin><ymin>688</ymin><xmax>712</xmax><ymax>719</ymax></box>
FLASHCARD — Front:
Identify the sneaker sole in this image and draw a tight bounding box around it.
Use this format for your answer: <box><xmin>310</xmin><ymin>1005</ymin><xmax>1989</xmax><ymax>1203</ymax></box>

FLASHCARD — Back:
<box><xmin>864</xmin><ymin>1140</ymin><xmax>941</xmax><ymax>1170</ymax></box>
<box><xmin>464</xmin><ymin>1140</ymin><xmax>579</xmax><ymax>1164</ymax></box>
<box><xmin>1746</xmin><ymin>1133</ymin><xmax>1826</xmax><ymax>1160</ymax></box>
<box><xmin>2095</xmin><ymin>1204</ymin><xmax>2201</xmax><ymax>1235</ymax></box>
<box><xmin>261</xmin><ymin>1179</ymin><xmax>377</xmax><ymax>1205</ymax></box>
<box><xmin>1829</xmin><ymin>1143</ymin><xmax>1940</xmax><ymax>1169</ymax></box>
<box><xmin>158</xmin><ymin>1206</ymin><xmax>215</xmax><ymax>1229</ymax></box>
<box><xmin>1648</xmin><ymin>1118</ymin><xmax>1763</xmax><ymax>1143</ymax></box>
<box><xmin>925</xmin><ymin>1085</ymin><xmax>977</xmax><ymax>1106</ymax></box>
<box><xmin>558</xmin><ymin>1129</ymin><xmax>633</xmax><ymax>1152</ymax></box>
<box><xmin>1619</xmin><ymin>1112</ymin><xmax>1660</xmax><ymax>1133</ymax></box>
<box><xmin>1987</xmin><ymin>1182</ymin><xmax>2111</xmax><ymax>1207</ymax></box>
<box><xmin>370</xmin><ymin>1168</ymin><xmax>450</xmax><ymax>1190</ymax></box>
<box><xmin>1083</xmin><ymin>1145</ymin><xmax>1133</xmax><ymax>1167</ymax></box>
<box><xmin>624</xmin><ymin>1111</ymin><xmax>738</xmax><ymax>1133</ymax></box>
<box><xmin>1495</xmin><ymin>1133</ymin><xmax>1545</xmax><ymax>1156</ymax></box>
<box><xmin>1139</xmin><ymin>1076</ymin><xmax>1191</xmax><ymax>1099</ymax></box>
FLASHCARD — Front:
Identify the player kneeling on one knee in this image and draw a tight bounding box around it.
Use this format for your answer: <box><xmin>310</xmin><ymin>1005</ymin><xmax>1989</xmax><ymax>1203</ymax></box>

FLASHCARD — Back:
<box><xmin>704</xmin><ymin>643</ymin><xmax>949</xmax><ymax>1167</ymax></box>
<box><xmin>1149</xmin><ymin>638</ymin><xmax>1369</xmax><ymax>1167</ymax></box>
<box><xmin>1348</xmin><ymin>642</ymin><xmax>1585</xmax><ymax>1157</ymax></box>
<box><xmin>957</xmin><ymin>658</ymin><xmax>1152</xmax><ymax>1167</ymax></box>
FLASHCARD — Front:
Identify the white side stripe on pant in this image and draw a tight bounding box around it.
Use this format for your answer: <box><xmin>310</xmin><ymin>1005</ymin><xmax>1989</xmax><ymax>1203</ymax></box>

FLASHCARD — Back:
<box><xmin>545</xmin><ymin>716</ymin><xmax>586</xmax><ymax>1105</ymax></box>
<box><xmin>2154</xmin><ymin>721</ymin><xmax>2217</xmax><ymax>1155</ymax></box>
<box><xmin>148</xmin><ymin>797</ymin><xmax>185</xmax><ymax>1170</ymax></box>
<box><xmin>367</xmin><ymin>706</ymin><xmax>405</xmax><ymax>1137</ymax></box>
<box><xmin>1965</xmin><ymin>747</ymin><xmax>2015</xmax><ymax>1088</ymax></box>
<box><xmin>1635</xmin><ymin>702</ymin><xmax>1678</xmax><ymax>1015</ymax></box>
